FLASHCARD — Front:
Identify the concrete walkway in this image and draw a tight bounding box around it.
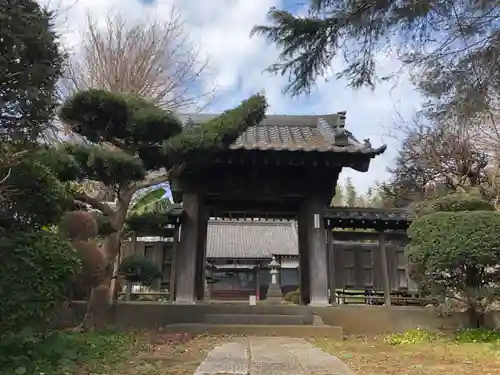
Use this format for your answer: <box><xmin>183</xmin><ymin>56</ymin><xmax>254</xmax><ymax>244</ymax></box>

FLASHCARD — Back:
<box><xmin>193</xmin><ymin>336</ymin><xmax>355</xmax><ymax>375</ymax></box>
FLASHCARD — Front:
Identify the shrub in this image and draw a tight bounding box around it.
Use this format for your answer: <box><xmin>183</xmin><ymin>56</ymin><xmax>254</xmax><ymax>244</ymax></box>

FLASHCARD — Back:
<box><xmin>455</xmin><ymin>328</ymin><xmax>500</xmax><ymax>343</ymax></box>
<box><xmin>407</xmin><ymin>194</ymin><xmax>500</xmax><ymax>328</ymax></box>
<box><xmin>0</xmin><ymin>231</ymin><xmax>81</xmax><ymax>334</ymax></box>
<box><xmin>0</xmin><ymin>329</ymin><xmax>136</xmax><ymax>375</ymax></box>
<box><xmin>118</xmin><ymin>255</ymin><xmax>162</xmax><ymax>285</ymax></box>
<box><xmin>412</xmin><ymin>191</ymin><xmax>494</xmax><ymax>217</ymax></box>
<box><xmin>283</xmin><ymin>288</ymin><xmax>301</xmax><ymax>304</ymax></box>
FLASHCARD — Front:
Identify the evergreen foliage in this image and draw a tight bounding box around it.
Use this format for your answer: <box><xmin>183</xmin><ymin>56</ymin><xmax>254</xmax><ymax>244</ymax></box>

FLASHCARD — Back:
<box><xmin>407</xmin><ymin>193</ymin><xmax>500</xmax><ymax>327</ymax></box>
<box><xmin>252</xmin><ymin>0</ymin><xmax>500</xmax><ymax>121</ymax></box>
<box><xmin>0</xmin><ymin>231</ymin><xmax>81</xmax><ymax>333</ymax></box>
<box><xmin>118</xmin><ymin>255</ymin><xmax>162</xmax><ymax>285</ymax></box>
<box><xmin>0</xmin><ymin>0</ymin><xmax>70</xmax><ymax>231</ymax></box>
<box><xmin>0</xmin><ymin>0</ymin><xmax>81</xmax><ymax>339</ymax></box>
<box><xmin>0</xmin><ymin>0</ymin><xmax>64</xmax><ymax>145</ymax></box>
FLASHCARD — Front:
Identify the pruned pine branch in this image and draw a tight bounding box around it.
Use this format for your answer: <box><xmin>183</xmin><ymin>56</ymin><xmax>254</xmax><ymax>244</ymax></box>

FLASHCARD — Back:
<box><xmin>73</xmin><ymin>191</ymin><xmax>115</xmax><ymax>217</ymax></box>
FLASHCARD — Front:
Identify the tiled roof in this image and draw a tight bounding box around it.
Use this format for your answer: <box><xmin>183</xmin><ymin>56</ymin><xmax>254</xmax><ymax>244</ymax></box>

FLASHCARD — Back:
<box><xmin>179</xmin><ymin>113</ymin><xmax>386</xmax><ymax>156</ymax></box>
<box><xmin>206</xmin><ymin>220</ymin><xmax>298</xmax><ymax>259</ymax></box>
<box><xmin>324</xmin><ymin>207</ymin><xmax>410</xmax><ymax>230</ymax></box>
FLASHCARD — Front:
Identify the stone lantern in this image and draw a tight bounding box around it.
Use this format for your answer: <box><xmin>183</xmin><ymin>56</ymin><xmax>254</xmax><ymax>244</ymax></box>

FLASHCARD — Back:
<box><xmin>266</xmin><ymin>255</ymin><xmax>282</xmax><ymax>304</ymax></box>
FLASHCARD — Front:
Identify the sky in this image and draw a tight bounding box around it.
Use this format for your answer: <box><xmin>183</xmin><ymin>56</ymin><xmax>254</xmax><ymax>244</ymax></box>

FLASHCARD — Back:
<box><xmin>40</xmin><ymin>0</ymin><xmax>423</xmax><ymax>193</ymax></box>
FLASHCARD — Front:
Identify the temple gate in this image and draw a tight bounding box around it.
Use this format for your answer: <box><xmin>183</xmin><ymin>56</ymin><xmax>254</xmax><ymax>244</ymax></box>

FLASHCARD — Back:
<box><xmin>160</xmin><ymin>112</ymin><xmax>390</xmax><ymax>306</ymax></box>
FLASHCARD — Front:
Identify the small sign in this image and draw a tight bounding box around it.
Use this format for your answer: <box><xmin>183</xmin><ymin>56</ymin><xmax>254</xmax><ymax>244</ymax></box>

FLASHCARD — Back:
<box><xmin>249</xmin><ymin>295</ymin><xmax>257</xmax><ymax>305</ymax></box>
<box><xmin>313</xmin><ymin>214</ymin><xmax>320</xmax><ymax>229</ymax></box>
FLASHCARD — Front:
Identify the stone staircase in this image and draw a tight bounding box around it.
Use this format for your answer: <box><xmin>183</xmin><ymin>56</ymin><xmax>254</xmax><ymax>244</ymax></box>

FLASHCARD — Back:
<box><xmin>162</xmin><ymin>304</ymin><xmax>343</xmax><ymax>339</ymax></box>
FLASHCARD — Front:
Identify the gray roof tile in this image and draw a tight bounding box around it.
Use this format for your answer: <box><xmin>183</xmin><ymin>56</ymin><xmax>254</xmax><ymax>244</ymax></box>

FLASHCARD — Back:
<box><xmin>178</xmin><ymin>113</ymin><xmax>386</xmax><ymax>156</ymax></box>
<box><xmin>206</xmin><ymin>219</ymin><xmax>298</xmax><ymax>259</ymax></box>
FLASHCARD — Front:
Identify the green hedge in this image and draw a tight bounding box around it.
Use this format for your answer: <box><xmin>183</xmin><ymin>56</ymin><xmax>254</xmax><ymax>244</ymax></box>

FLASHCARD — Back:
<box><xmin>0</xmin><ymin>231</ymin><xmax>81</xmax><ymax>334</ymax></box>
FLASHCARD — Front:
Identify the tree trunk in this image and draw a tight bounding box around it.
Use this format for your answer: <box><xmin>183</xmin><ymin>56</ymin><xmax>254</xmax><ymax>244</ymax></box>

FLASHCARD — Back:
<box><xmin>83</xmin><ymin>193</ymin><xmax>131</xmax><ymax>329</ymax></box>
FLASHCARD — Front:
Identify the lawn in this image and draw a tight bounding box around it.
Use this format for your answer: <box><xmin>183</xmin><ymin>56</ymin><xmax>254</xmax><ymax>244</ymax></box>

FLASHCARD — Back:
<box><xmin>5</xmin><ymin>328</ymin><xmax>500</xmax><ymax>375</ymax></box>
<box><xmin>313</xmin><ymin>331</ymin><xmax>500</xmax><ymax>375</ymax></box>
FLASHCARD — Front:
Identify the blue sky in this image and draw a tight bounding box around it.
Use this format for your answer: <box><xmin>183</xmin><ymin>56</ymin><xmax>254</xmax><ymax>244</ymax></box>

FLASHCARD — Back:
<box><xmin>42</xmin><ymin>0</ymin><xmax>423</xmax><ymax>193</ymax></box>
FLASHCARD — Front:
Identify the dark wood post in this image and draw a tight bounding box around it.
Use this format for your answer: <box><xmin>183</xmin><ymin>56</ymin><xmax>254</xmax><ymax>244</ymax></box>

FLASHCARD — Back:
<box><xmin>195</xmin><ymin>205</ymin><xmax>208</xmax><ymax>301</ymax></box>
<box><xmin>170</xmin><ymin>225</ymin><xmax>180</xmax><ymax>301</ymax></box>
<box><xmin>255</xmin><ymin>266</ymin><xmax>261</xmax><ymax>300</ymax></box>
<box><xmin>379</xmin><ymin>231</ymin><xmax>391</xmax><ymax>307</ymax></box>
<box><xmin>303</xmin><ymin>195</ymin><xmax>329</xmax><ymax>306</ymax></box>
<box><xmin>174</xmin><ymin>192</ymin><xmax>200</xmax><ymax>304</ymax></box>
<box><xmin>326</xmin><ymin>229</ymin><xmax>337</xmax><ymax>304</ymax></box>
<box><xmin>297</xmin><ymin>207</ymin><xmax>311</xmax><ymax>305</ymax></box>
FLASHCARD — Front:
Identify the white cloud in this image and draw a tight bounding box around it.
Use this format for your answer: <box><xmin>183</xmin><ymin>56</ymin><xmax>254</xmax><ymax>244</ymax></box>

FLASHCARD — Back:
<box><xmin>40</xmin><ymin>0</ymin><xmax>422</xmax><ymax>193</ymax></box>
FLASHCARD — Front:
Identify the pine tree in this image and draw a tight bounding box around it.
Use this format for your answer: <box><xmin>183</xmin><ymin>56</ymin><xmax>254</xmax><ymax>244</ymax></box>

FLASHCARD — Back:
<box><xmin>251</xmin><ymin>0</ymin><xmax>500</xmax><ymax>123</ymax></box>
<box><xmin>41</xmin><ymin>89</ymin><xmax>267</xmax><ymax>316</ymax></box>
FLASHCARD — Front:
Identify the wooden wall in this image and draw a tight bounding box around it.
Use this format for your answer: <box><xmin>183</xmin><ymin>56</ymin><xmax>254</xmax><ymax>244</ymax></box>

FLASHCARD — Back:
<box><xmin>330</xmin><ymin>242</ymin><xmax>418</xmax><ymax>292</ymax></box>
<box><xmin>121</xmin><ymin>240</ymin><xmax>176</xmax><ymax>292</ymax></box>
<box><xmin>122</xmin><ymin>239</ymin><xmax>418</xmax><ymax>295</ymax></box>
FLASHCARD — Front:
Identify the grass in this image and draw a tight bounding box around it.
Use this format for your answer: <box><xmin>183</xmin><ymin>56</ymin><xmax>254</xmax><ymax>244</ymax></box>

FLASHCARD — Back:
<box><xmin>0</xmin><ymin>328</ymin><xmax>226</xmax><ymax>375</ymax></box>
<box><xmin>5</xmin><ymin>328</ymin><xmax>500</xmax><ymax>375</ymax></box>
<box><xmin>0</xmin><ymin>328</ymin><xmax>138</xmax><ymax>375</ymax></box>
<box><xmin>313</xmin><ymin>329</ymin><xmax>500</xmax><ymax>375</ymax></box>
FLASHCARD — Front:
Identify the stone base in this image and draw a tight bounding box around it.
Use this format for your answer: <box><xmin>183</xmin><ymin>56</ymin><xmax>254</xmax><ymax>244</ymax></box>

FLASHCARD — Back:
<box><xmin>309</xmin><ymin>299</ymin><xmax>331</xmax><ymax>307</ymax></box>
<box><xmin>265</xmin><ymin>284</ymin><xmax>283</xmax><ymax>305</ymax></box>
<box><xmin>173</xmin><ymin>298</ymin><xmax>197</xmax><ymax>305</ymax></box>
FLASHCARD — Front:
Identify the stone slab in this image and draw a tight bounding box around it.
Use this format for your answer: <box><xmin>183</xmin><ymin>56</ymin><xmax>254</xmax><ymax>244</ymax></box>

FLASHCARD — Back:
<box><xmin>193</xmin><ymin>336</ymin><xmax>355</xmax><ymax>375</ymax></box>
<box><xmin>193</xmin><ymin>340</ymin><xmax>249</xmax><ymax>375</ymax></box>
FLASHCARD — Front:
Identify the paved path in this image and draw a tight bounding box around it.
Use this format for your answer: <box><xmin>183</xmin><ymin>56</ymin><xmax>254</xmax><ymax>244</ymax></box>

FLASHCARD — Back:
<box><xmin>193</xmin><ymin>336</ymin><xmax>355</xmax><ymax>375</ymax></box>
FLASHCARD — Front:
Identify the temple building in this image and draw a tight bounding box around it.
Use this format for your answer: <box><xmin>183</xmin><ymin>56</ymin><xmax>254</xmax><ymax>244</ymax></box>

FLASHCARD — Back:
<box><xmin>122</xmin><ymin>219</ymin><xmax>299</xmax><ymax>300</ymax></box>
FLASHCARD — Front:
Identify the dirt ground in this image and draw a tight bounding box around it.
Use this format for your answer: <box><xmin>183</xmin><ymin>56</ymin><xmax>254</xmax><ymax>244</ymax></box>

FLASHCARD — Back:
<box><xmin>101</xmin><ymin>332</ymin><xmax>500</xmax><ymax>375</ymax></box>
<box><xmin>114</xmin><ymin>332</ymin><xmax>227</xmax><ymax>375</ymax></box>
<box><xmin>313</xmin><ymin>336</ymin><xmax>500</xmax><ymax>375</ymax></box>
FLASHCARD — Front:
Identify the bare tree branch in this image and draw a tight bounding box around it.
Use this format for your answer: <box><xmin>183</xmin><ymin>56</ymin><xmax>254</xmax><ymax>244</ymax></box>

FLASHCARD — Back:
<box><xmin>61</xmin><ymin>8</ymin><xmax>215</xmax><ymax>111</ymax></box>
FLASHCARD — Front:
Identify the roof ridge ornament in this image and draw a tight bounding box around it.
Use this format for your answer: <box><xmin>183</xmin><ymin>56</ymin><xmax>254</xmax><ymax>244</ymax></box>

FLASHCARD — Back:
<box><xmin>337</xmin><ymin>111</ymin><xmax>346</xmax><ymax>128</ymax></box>
<box><xmin>333</xmin><ymin>128</ymin><xmax>349</xmax><ymax>146</ymax></box>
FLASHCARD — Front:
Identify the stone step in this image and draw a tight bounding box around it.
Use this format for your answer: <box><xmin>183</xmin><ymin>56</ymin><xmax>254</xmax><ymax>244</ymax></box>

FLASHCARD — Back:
<box><xmin>200</xmin><ymin>303</ymin><xmax>311</xmax><ymax>316</ymax></box>
<box><xmin>203</xmin><ymin>313</ymin><xmax>308</xmax><ymax>325</ymax></box>
<box><xmin>164</xmin><ymin>323</ymin><xmax>343</xmax><ymax>339</ymax></box>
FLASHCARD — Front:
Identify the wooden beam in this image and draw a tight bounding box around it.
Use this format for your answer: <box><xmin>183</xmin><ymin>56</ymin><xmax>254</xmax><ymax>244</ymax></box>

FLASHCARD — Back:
<box><xmin>330</xmin><ymin>230</ymin><xmax>407</xmax><ymax>242</ymax></box>
<box><xmin>173</xmin><ymin>164</ymin><xmax>338</xmax><ymax>201</ymax></box>
<box><xmin>379</xmin><ymin>232</ymin><xmax>391</xmax><ymax>307</ymax></box>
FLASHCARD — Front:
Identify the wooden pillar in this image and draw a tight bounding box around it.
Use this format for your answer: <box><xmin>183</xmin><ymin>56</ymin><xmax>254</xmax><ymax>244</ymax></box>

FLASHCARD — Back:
<box><xmin>152</xmin><ymin>242</ymin><xmax>164</xmax><ymax>291</ymax></box>
<box><xmin>300</xmin><ymin>195</ymin><xmax>329</xmax><ymax>306</ymax></box>
<box><xmin>255</xmin><ymin>266</ymin><xmax>261</xmax><ymax>300</ymax></box>
<box><xmin>174</xmin><ymin>192</ymin><xmax>200</xmax><ymax>304</ymax></box>
<box><xmin>204</xmin><ymin>267</ymin><xmax>212</xmax><ymax>300</ymax></box>
<box><xmin>326</xmin><ymin>229</ymin><xmax>337</xmax><ymax>304</ymax></box>
<box><xmin>297</xmin><ymin>209</ymin><xmax>310</xmax><ymax>305</ymax></box>
<box><xmin>379</xmin><ymin>231</ymin><xmax>391</xmax><ymax>307</ymax></box>
<box><xmin>195</xmin><ymin>205</ymin><xmax>208</xmax><ymax>301</ymax></box>
<box><xmin>170</xmin><ymin>226</ymin><xmax>180</xmax><ymax>301</ymax></box>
